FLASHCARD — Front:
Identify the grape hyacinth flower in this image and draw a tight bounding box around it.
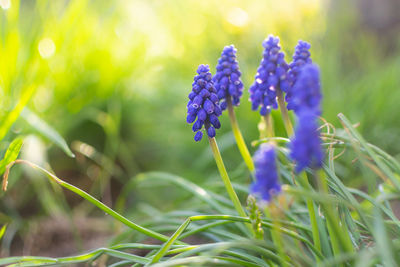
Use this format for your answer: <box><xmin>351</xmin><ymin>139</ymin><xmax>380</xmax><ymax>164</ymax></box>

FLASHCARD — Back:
<box><xmin>286</xmin><ymin>41</ymin><xmax>312</xmax><ymax>110</ymax></box>
<box><xmin>213</xmin><ymin>45</ymin><xmax>255</xmax><ymax>172</ymax></box>
<box><xmin>213</xmin><ymin>45</ymin><xmax>244</xmax><ymax>111</ymax></box>
<box><xmin>249</xmin><ymin>35</ymin><xmax>290</xmax><ymax>116</ymax></box>
<box><xmin>250</xmin><ymin>144</ymin><xmax>281</xmax><ymax>202</ymax></box>
<box><xmin>187</xmin><ymin>64</ymin><xmax>222</xmax><ymax>142</ymax></box>
<box><xmin>190</xmin><ymin>65</ymin><xmax>252</xmax><ymax>229</ymax></box>
<box><xmin>290</xmin><ymin>64</ymin><xmax>322</xmax><ymax>115</ymax></box>
<box><xmin>289</xmin><ymin>111</ymin><xmax>323</xmax><ymax>173</ymax></box>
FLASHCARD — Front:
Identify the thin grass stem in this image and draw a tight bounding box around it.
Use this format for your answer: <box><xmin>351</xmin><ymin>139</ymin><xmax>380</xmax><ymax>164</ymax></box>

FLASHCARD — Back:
<box><xmin>150</xmin><ymin>219</ymin><xmax>191</xmax><ymax>264</ymax></box>
<box><xmin>2</xmin><ymin>160</ymin><xmax>180</xmax><ymax>244</ymax></box>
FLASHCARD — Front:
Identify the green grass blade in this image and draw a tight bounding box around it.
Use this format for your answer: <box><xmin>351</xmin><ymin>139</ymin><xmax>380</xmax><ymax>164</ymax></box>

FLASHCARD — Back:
<box><xmin>21</xmin><ymin>108</ymin><xmax>75</xmax><ymax>158</ymax></box>
<box><xmin>0</xmin><ymin>247</ymin><xmax>150</xmax><ymax>266</ymax></box>
<box><xmin>338</xmin><ymin>113</ymin><xmax>400</xmax><ymax>190</ymax></box>
<box><xmin>150</xmin><ymin>218</ymin><xmax>191</xmax><ymax>264</ymax></box>
<box><xmin>2</xmin><ymin>160</ymin><xmax>180</xmax><ymax>244</ymax></box>
<box><xmin>151</xmin><ymin>255</ymin><xmax>255</xmax><ymax>267</ymax></box>
<box><xmin>0</xmin><ymin>86</ymin><xmax>36</xmax><ymax>142</ymax></box>
<box><xmin>168</xmin><ymin>242</ymin><xmax>272</xmax><ymax>266</ymax></box>
<box><xmin>0</xmin><ymin>257</ymin><xmax>56</xmax><ymax>266</ymax></box>
<box><xmin>108</xmin><ymin>260</ymin><xmax>134</xmax><ymax>267</ymax></box>
<box><xmin>179</xmin><ymin>221</ymin><xmax>231</xmax><ymax>240</ymax></box>
<box><xmin>373</xmin><ymin>208</ymin><xmax>396</xmax><ymax>267</ymax></box>
<box><xmin>0</xmin><ymin>137</ymin><xmax>23</xmax><ymax>177</ymax></box>
<box><xmin>0</xmin><ymin>223</ymin><xmax>7</xmax><ymax>241</ymax></box>
<box><xmin>135</xmin><ymin>171</ymin><xmax>229</xmax><ymax>213</ymax></box>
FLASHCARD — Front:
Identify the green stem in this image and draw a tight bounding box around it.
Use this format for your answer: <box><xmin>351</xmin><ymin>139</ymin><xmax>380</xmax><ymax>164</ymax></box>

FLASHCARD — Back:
<box><xmin>264</xmin><ymin>208</ymin><xmax>289</xmax><ymax>267</ymax></box>
<box><xmin>299</xmin><ymin>172</ymin><xmax>322</xmax><ymax>262</ymax></box>
<box><xmin>258</xmin><ymin>117</ymin><xmax>267</xmax><ymax>139</ymax></box>
<box><xmin>264</xmin><ymin>114</ymin><xmax>274</xmax><ymax>138</ymax></box>
<box><xmin>316</xmin><ymin>169</ymin><xmax>354</xmax><ymax>254</ymax></box>
<box><xmin>258</xmin><ymin>114</ymin><xmax>274</xmax><ymax>140</ymax></box>
<box><xmin>276</xmin><ymin>89</ymin><xmax>294</xmax><ymax>137</ymax></box>
<box><xmin>208</xmin><ymin>137</ymin><xmax>254</xmax><ymax>235</ymax></box>
<box><xmin>2</xmin><ymin>160</ymin><xmax>179</xmax><ymax>244</ymax></box>
<box><xmin>226</xmin><ymin>97</ymin><xmax>255</xmax><ymax>172</ymax></box>
<box><xmin>150</xmin><ymin>218</ymin><xmax>191</xmax><ymax>264</ymax></box>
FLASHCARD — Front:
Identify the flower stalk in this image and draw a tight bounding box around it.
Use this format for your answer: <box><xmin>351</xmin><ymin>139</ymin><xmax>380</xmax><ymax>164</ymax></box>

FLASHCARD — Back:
<box><xmin>226</xmin><ymin>97</ymin><xmax>255</xmax><ymax>172</ymax></box>
<box><xmin>258</xmin><ymin>114</ymin><xmax>274</xmax><ymax>140</ymax></box>
<box><xmin>208</xmin><ymin>136</ymin><xmax>254</xmax><ymax>235</ymax></box>
<box><xmin>264</xmin><ymin>114</ymin><xmax>274</xmax><ymax>138</ymax></box>
<box><xmin>265</xmin><ymin>206</ymin><xmax>289</xmax><ymax>267</ymax></box>
<box><xmin>277</xmin><ymin>89</ymin><xmax>294</xmax><ymax>137</ymax></box>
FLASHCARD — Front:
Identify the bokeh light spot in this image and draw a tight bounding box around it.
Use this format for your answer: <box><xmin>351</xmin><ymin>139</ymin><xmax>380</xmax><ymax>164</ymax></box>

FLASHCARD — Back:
<box><xmin>226</xmin><ymin>7</ymin><xmax>249</xmax><ymax>27</ymax></box>
<box><xmin>38</xmin><ymin>38</ymin><xmax>56</xmax><ymax>59</ymax></box>
<box><xmin>0</xmin><ymin>0</ymin><xmax>11</xmax><ymax>10</ymax></box>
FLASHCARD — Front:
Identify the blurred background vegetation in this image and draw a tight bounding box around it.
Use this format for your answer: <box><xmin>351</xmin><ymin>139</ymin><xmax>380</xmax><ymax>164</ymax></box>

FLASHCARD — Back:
<box><xmin>1</xmin><ymin>0</ymin><xmax>399</xmax><ymax>258</ymax></box>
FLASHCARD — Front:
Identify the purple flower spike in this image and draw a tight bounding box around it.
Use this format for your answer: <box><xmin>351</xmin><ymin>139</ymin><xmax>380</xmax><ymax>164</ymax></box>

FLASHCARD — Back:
<box><xmin>213</xmin><ymin>45</ymin><xmax>244</xmax><ymax>111</ymax></box>
<box><xmin>250</xmin><ymin>144</ymin><xmax>281</xmax><ymax>202</ymax></box>
<box><xmin>289</xmin><ymin>110</ymin><xmax>324</xmax><ymax>173</ymax></box>
<box><xmin>286</xmin><ymin>40</ymin><xmax>312</xmax><ymax>110</ymax></box>
<box><xmin>249</xmin><ymin>35</ymin><xmax>290</xmax><ymax>116</ymax></box>
<box><xmin>290</xmin><ymin>64</ymin><xmax>322</xmax><ymax>115</ymax></box>
<box><xmin>187</xmin><ymin>64</ymin><xmax>222</xmax><ymax>142</ymax></box>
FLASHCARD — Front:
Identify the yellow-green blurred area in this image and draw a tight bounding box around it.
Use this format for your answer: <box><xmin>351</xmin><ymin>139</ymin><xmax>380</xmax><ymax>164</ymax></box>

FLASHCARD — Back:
<box><xmin>1</xmin><ymin>0</ymin><xmax>400</xmax><ymax>257</ymax></box>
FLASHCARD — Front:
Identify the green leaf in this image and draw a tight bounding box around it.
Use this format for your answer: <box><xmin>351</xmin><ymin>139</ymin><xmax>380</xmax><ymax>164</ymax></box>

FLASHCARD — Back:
<box><xmin>373</xmin><ymin>208</ymin><xmax>396</xmax><ymax>267</ymax></box>
<box><xmin>0</xmin><ymin>224</ymin><xmax>7</xmax><ymax>241</ymax></box>
<box><xmin>151</xmin><ymin>218</ymin><xmax>191</xmax><ymax>264</ymax></box>
<box><xmin>2</xmin><ymin>160</ymin><xmax>173</xmax><ymax>243</ymax></box>
<box><xmin>0</xmin><ymin>137</ymin><xmax>23</xmax><ymax>176</ymax></box>
<box><xmin>134</xmin><ymin>172</ymin><xmax>228</xmax><ymax>213</ymax></box>
<box><xmin>338</xmin><ymin>113</ymin><xmax>400</xmax><ymax>190</ymax></box>
<box><xmin>0</xmin><ymin>86</ymin><xmax>36</xmax><ymax>142</ymax></box>
<box><xmin>0</xmin><ymin>247</ymin><xmax>150</xmax><ymax>266</ymax></box>
<box><xmin>21</xmin><ymin>108</ymin><xmax>75</xmax><ymax>158</ymax></box>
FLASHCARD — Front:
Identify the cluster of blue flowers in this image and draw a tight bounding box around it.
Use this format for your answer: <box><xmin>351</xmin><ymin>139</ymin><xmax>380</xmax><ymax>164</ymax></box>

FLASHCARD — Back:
<box><xmin>250</xmin><ymin>144</ymin><xmax>281</xmax><ymax>202</ymax></box>
<box><xmin>186</xmin><ymin>64</ymin><xmax>222</xmax><ymax>142</ymax></box>
<box><xmin>249</xmin><ymin>35</ymin><xmax>290</xmax><ymax>116</ymax></box>
<box><xmin>213</xmin><ymin>45</ymin><xmax>244</xmax><ymax>111</ymax></box>
<box><xmin>286</xmin><ymin>41</ymin><xmax>313</xmax><ymax>111</ymax></box>
<box><xmin>186</xmin><ymin>35</ymin><xmax>325</xmax><ymax>201</ymax></box>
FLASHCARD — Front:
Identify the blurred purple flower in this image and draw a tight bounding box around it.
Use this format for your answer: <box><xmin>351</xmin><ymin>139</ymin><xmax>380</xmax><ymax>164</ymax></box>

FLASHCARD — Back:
<box><xmin>290</xmin><ymin>64</ymin><xmax>322</xmax><ymax>115</ymax></box>
<box><xmin>250</xmin><ymin>144</ymin><xmax>281</xmax><ymax>202</ymax></box>
<box><xmin>289</xmin><ymin>110</ymin><xmax>323</xmax><ymax>173</ymax></box>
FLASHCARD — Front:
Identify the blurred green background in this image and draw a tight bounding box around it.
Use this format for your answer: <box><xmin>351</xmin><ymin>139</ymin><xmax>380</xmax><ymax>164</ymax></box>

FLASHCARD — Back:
<box><xmin>1</xmin><ymin>0</ymin><xmax>400</xmax><ymax>258</ymax></box>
